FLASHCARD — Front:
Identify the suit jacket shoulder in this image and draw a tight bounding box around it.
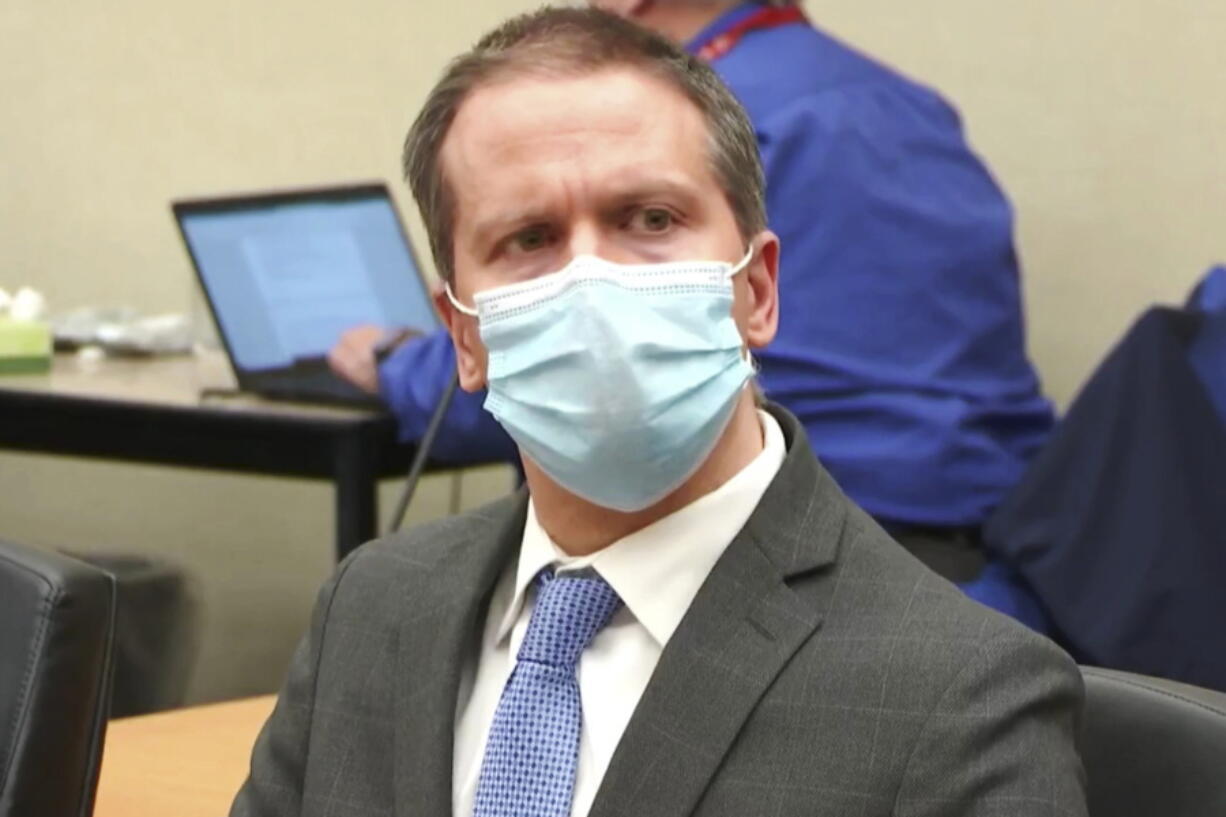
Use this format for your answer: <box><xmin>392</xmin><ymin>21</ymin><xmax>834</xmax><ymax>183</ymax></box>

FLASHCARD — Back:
<box><xmin>824</xmin><ymin>512</ymin><xmax>1089</xmax><ymax>815</ymax></box>
<box><xmin>230</xmin><ymin>492</ymin><xmax>525</xmax><ymax>817</ymax></box>
<box><xmin>587</xmin><ymin>409</ymin><xmax>1086</xmax><ymax>817</ymax></box>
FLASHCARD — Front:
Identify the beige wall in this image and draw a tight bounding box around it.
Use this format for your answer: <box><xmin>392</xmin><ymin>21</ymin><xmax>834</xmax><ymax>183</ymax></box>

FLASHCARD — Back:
<box><xmin>1</xmin><ymin>1</ymin><xmax>1223</xmax><ymax>702</ymax></box>
<box><xmin>0</xmin><ymin>0</ymin><xmax>540</xmax><ymax>315</ymax></box>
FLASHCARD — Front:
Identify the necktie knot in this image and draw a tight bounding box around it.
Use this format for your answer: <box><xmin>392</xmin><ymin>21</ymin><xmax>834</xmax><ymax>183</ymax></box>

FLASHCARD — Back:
<box><xmin>517</xmin><ymin>569</ymin><xmax>622</xmax><ymax>669</ymax></box>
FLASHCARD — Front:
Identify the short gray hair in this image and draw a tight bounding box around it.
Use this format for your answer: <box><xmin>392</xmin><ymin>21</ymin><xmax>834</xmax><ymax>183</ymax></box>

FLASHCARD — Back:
<box><xmin>402</xmin><ymin>6</ymin><xmax>767</xmax><ymax>284</ymax></box>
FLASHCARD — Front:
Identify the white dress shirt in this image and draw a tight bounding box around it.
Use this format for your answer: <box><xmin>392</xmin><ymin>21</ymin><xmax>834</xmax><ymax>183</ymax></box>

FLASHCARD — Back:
<box><xmin>453</xmin><ymin>410</ymin><xmax>786</xmax><ymax>817</ymax></box>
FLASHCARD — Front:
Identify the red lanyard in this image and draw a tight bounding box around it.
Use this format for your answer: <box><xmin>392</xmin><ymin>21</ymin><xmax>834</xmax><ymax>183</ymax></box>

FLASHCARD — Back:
<box><xmin>694</xmin><ymin>5</ymin><xmax>808</xmax><ymax>61</ymax></box>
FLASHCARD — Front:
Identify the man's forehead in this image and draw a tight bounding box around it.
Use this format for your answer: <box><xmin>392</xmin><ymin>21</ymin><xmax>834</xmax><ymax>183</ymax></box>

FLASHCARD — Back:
<box><xmin>439</xmin><ymin>66</ymin><xmax>709</xmax><ymax>189</ymax></box>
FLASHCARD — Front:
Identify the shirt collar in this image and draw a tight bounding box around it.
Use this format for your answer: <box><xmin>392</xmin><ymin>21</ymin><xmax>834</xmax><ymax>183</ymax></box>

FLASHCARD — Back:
<box><xmin>496</xmin><ymin>409</ymin><xmax>787</xmax><ymax>648</ymax></box>
<box><xmin>685</xmin><ymin>1</ymin><xmax>768</xmax><ymax>56</ymax></box>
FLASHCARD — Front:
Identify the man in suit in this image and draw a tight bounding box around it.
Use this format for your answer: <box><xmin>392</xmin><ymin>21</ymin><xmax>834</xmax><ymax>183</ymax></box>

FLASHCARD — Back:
<box><xmin>233</xmin><ymin>7</ymin><xmax>1086</xmax><ymax>816</ymax></box>
<box><xmin>331</xmin><ymin>0</ymin><xmax>1055</xmax><ymax>586</ymax></box>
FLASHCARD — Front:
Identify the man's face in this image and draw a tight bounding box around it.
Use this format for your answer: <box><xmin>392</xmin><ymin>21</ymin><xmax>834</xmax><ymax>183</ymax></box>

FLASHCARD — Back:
<box><xmin>437</xmin><ymin>66</ymin><xmax>778</xmax><ymax>391</ymax></box>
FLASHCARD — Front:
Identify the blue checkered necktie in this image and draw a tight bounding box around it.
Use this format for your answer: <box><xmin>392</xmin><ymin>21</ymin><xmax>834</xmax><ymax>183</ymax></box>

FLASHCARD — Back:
<box><xmin>471</xmin><ymin>569</ymin><xmax>623</xmax><ymax>817</ymax></box>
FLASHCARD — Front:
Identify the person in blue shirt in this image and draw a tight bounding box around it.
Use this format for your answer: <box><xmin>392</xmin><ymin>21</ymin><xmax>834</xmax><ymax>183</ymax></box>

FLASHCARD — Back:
<box><xmin>330</xmin><ymin>0</ymin><xmax>1053</xmax><ymax>576</ymax></box>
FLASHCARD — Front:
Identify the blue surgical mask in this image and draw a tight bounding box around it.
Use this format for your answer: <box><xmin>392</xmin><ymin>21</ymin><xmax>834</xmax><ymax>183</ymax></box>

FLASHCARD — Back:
<box><xmin>448</xmin><ymin>248</ymin><xmax>756</xmax><ymax>511</ymax></box>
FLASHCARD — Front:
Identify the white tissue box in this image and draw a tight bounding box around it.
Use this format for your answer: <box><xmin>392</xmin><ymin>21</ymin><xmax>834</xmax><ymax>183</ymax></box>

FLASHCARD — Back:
<box><xmin>0</xmin><ymin>318</ymin><xmax>52</xmax><ymax>374</ymax></box>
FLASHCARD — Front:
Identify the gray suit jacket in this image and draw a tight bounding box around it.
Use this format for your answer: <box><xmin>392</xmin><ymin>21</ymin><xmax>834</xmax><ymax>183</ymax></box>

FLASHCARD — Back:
<box><xmin>232</xmin><ymin>405</ymin><xmax>1086</xmax><ymax>816</ymax></box>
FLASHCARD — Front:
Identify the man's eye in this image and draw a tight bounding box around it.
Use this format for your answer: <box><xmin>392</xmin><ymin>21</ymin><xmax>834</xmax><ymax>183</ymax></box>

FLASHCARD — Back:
<box><xmin>513</xmin><ymin>226</ymin><xmax>551</xmax><ymax>252</ymax></box>
<box><xmin>633</xmin><ymin>208</ymin><xmax>675</xmax><ymax>233</ymax></box>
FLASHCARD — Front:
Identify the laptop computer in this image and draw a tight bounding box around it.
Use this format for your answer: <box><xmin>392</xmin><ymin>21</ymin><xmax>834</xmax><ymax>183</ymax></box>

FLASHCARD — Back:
<box><xmin>173</xmin><ymin>182</ymin><xmax>439</xmax><ymax>407</ymax></box>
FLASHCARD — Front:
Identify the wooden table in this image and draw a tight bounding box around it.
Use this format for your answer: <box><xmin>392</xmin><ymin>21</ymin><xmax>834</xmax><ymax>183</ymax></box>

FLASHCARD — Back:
<box><xmin>94</xmin><ymin>695</ymin><xmax>275</xmax><ymax>816</ymax></box>
<box><xmin>0</xmin><ymin>352</ymin><xmax>416</xmax><ymax>560</ymax></box>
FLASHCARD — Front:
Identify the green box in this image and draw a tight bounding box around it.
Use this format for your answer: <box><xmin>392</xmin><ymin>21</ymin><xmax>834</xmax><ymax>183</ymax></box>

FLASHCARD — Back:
<box><xmin>0</xmin><ymin>318</ymin><xmax>52</xmax><ymax>374</ymax></box>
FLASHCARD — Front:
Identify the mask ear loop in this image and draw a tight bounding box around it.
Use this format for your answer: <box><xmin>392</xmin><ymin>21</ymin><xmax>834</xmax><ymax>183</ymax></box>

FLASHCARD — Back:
<box><xmin>445</xmin><ymin>283</ymin><xmax>480</xmax><ymax>317</ymax></box>
<box><xmin>728</xmin><ymin>246</ymin><xmax>759</xmax><ymax>368</ymax></box>
<box><xmin>727</xmin><ymin>245</ymin><xmax>756</xmax><ymax>278</ymax></box>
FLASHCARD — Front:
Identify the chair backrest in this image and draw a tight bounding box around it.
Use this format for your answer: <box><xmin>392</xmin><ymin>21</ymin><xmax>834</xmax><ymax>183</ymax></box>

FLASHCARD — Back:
<box><xmin>0</xmin><ymin>541</ymin><xmax>117</xmax><ymax>817</ymax></box>
<box><xmin>1081</xmin><ymin>666</ymin><xmax>1226</xmax><ymax>817</ymax></box>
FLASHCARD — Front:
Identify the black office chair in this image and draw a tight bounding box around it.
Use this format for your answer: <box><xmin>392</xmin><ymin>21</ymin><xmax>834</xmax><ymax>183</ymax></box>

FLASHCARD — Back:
<box><xmin>0</xmin><ymin>541</ymin><xmax>117</xmax><ymax>817</ymax></box>
<box><xmin>1081</xmin><ymin>666</ymin><xmax>1226</xmax><ymax>817</ymax></box>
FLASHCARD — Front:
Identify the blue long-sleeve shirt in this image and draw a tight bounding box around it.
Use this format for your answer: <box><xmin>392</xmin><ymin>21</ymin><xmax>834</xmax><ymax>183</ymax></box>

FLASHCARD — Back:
<box><xmin>379</xmin><ymin>2</ymin><xmax>1054</xmax><ymax>526</ymax></box>
<box><xmin>1189</xmin><ymin>265</ymin><xmax>1226</xmax><ymax>421</ymax></box>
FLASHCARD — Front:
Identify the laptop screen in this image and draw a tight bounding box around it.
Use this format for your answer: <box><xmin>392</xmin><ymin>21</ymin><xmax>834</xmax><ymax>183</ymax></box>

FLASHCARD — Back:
<box><xmin>176</xmin><ymin>185</ymin><xmax>438</xmax><ymax>373</ymax></box>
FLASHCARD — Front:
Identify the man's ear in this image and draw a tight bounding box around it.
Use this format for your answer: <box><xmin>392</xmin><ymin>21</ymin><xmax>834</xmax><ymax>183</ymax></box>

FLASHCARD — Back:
<box><xmin>744</xmin><ymin>230</ymin><xmax>780</xmax><ymax>350</ymax></box>
<box><xmin>434</xmin><ymin>286</ymin><xmax>489</xmax><ymax>392</ymax></box>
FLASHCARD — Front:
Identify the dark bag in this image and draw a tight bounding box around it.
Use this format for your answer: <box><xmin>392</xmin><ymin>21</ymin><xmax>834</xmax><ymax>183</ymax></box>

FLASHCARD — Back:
<box><xmin>985</xmin><ymin>307</ymin><xmax>1226</xmax><ymax>691</ymax></box>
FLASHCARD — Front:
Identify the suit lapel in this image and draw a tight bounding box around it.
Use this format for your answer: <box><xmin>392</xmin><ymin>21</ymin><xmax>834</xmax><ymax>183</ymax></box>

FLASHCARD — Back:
<box><xmin>393</xmin><ymin>493</ymin><xmax>528</xmax><ymax>817</ymax></box>
<box><xmin>589</xmin><ymin>405</ymin><xmax>848</xmax><ymax>817</ymax></box>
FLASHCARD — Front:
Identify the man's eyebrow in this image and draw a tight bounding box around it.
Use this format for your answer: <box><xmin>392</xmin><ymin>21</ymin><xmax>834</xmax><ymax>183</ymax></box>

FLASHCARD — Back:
<box><xmin>468</xmin><ymin>208</ymin><xmax>552</xmax><ymax>249</ymax></box>
<box><xmin>464</xmin><ymin>173</ymin><xmax>706</xmax><ymax>246</ymax></box>
<box><xmin>601</xmin><ymin>174</ymin><xmax>704</xmax><ymax>204</ymax></box>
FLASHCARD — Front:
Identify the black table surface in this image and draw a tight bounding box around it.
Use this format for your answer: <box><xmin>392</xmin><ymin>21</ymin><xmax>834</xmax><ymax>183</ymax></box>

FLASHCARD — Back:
<box><xmin>0</xmin><ymin>352</ymin><xmax>416</xmax><ymax>560</ymax></box>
